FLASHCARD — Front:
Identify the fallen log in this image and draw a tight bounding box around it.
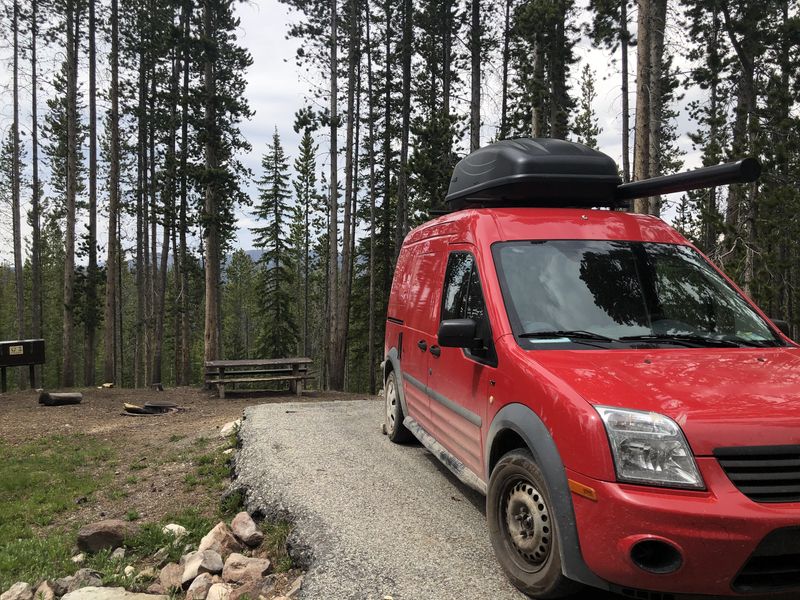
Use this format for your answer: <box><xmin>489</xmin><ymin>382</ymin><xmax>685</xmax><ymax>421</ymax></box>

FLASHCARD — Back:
<box><xmin>39</xmin><ymin>392</ymin><xmax>83</xmax><ymax>406</ymax></box>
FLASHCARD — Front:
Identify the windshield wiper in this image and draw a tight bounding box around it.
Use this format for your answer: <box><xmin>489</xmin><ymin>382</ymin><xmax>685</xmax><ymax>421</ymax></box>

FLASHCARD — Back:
<box><xmin>618</xmin><ymin>333</ymin><xmax>741</xmax><ymax>348</ymax></box>
<box><xmin>520</xmin><ymin>330</ymin><xmax>617</xmax><ymax>343</ymax></box>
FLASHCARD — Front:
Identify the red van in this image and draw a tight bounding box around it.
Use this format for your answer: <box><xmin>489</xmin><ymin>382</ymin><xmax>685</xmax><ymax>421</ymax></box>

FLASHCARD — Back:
<box><xmin>383</xmin><ymin>139</ymin><xmax>799</xmax><ymax>598</ymax></box>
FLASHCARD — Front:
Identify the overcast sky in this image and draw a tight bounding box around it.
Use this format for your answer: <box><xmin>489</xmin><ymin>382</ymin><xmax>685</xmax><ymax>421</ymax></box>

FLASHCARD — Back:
<box><xmin>0</xmin><ymin>0</ymin><xmax>700</xmax><ymax>260</ymax></box>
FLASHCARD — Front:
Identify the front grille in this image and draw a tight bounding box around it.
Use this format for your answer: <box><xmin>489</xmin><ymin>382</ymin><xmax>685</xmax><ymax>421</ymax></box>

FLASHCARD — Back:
<box><xmin>733</xmin><ymin>527</ymin><xmax>800</xmax><ymax>592</ymax></box>
<box><xmin>714</xmin><ymin>445</ymin><xmax>800</xmax><ymax>503</ymax></box>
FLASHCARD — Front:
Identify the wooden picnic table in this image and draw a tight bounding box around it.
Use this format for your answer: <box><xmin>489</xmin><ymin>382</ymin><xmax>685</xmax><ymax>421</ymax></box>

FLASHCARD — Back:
<box><xmin>204</xmin><ymin>357</ymin><xmax>314</xmax><ymax>399</ymax></box>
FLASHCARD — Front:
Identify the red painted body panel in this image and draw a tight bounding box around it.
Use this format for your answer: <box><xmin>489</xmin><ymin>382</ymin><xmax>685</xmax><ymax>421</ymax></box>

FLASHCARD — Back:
<box><xmin>385</xmin><ymin>207</ymin><xmax>800</xmax><ymax>596</ymax></box>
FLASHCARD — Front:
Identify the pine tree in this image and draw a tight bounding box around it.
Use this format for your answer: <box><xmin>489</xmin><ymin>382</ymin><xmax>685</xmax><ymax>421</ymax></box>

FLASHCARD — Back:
<box><xmin>252</xmin><ymin>130</ymin><xmax>298</xmax><ymax>358</ymax></box>
<box><xmin>573</xmin><ymin>64</ymin><xmax>601</xmax><ymax>149</ymax></box>
<box><xmin>223</xmin><ymin>249</ymin><xmax>258</xmax><ymax>359</ymax></box>
<box><xmin>291</xmin><ymin>110</ymin><xmax>322</xmax><ymax>358</ymax></box>
<box><xmin>198</xmin><ymin>0</ymin><xmax>254</xmax><ymax>365</ymax></box>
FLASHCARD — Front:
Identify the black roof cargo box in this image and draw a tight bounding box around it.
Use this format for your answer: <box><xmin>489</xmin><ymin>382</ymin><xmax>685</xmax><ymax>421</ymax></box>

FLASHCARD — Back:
<box><xmin>445</xmin><ymin>138</ymin><xmax>623</xmax><ymax>210</ymax></box>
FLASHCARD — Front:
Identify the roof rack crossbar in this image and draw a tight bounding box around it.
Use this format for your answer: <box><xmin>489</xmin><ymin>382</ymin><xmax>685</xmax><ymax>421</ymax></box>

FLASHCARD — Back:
<box><xmin>615</xmin><ymin>158</ymin><xmax>761</xmax><ymax>201</ymax></box>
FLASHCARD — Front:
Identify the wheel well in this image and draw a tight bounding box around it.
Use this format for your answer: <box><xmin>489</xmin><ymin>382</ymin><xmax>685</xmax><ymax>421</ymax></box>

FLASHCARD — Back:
<box><xmin>488</xmin><ymin>428</ymin><xmax>529</xmax><ymax>474</ymax></box>
<box><xmin>383</xmin><ymin>360</ymin><xmax>393</xmax><ymax>384</ymax></box>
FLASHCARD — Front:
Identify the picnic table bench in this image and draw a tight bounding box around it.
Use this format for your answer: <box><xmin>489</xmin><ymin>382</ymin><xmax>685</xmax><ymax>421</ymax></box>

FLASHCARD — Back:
<box><xmin>204</xmin><ymin>358</ymin><xmax>314</xmax><ymax>399</ymax></box>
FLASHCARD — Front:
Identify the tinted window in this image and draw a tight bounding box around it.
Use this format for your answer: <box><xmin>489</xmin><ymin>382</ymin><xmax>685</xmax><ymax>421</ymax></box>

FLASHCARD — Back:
<box><xmin>441</xmin><ymin>253</ymin><xmax>496</xmax><ymax>363</ymax></box>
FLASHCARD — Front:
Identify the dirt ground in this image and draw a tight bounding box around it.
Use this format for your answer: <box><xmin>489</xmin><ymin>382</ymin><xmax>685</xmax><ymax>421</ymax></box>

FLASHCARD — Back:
<box><xmin>0</xmin><ymin>385</ymin><xmax>373</xmax><ymax>530</ymax></box>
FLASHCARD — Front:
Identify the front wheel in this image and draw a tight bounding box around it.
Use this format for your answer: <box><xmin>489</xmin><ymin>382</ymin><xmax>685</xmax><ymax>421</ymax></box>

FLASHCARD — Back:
<box><xmin>384</xmin><ymin>370</ymin><xmax>413</xmax><ymax>443</ymax></box>
<box><xmin>487</xmin><ymin>449</ymin><xmax>583</xmax><ymax>599</ymax></box>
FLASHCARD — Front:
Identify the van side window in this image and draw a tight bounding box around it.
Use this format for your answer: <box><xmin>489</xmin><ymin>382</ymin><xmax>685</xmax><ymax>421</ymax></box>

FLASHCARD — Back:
<box><xmin>441</xmin><ymin>252</ymin><xmax>497</xmax><ymax>365</ymax></box>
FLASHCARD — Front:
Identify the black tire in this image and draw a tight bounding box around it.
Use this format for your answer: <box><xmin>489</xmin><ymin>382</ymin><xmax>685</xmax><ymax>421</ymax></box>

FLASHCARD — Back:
<box><xmin>487</xmin><ymin>449</ymin><xmax>583</xmax><ymax>599</ymax></box>
<box><xmin>384</xmin><ymin>370</ymin><xmax>413</xmax><ymax>443</ymax></box>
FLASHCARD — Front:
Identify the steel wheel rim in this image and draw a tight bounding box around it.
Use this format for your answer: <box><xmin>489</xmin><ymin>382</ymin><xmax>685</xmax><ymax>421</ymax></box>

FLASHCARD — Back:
<box><xmin>385</xmin><ymin>377</ymin><xmax>397</xmax><ymax>433</ymax></box>
<box><xmin>503</xmin><ymin>479</ymin><xmax>552</xmax><ymax>568</ymax></box>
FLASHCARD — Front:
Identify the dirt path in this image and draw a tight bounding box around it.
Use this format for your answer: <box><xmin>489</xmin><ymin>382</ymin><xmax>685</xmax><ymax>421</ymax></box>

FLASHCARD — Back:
<box><xmin>1</xmin><ymin>386</ymin><xmax>370</xmax><ymax>530</ymax></box>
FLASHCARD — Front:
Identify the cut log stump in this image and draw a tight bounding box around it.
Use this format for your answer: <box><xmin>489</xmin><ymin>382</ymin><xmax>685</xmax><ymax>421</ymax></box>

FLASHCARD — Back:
<box><xmin>39</xmin><ymin>392</ymin><xmax>83</xmax><ymax>406</ymax></box>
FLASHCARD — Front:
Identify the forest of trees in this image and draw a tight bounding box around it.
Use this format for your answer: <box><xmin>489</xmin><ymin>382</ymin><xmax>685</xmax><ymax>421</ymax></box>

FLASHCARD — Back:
<box><xmin>0</xmin><ymin>0</ymin><xmax>797</xmax><ymax>393</ymax></box>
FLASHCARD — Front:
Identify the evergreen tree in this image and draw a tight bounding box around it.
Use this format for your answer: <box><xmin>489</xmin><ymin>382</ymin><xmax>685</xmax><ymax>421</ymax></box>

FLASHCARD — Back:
<box><xmin>223</xmin><ymin>249</ymin><xmax>258</xmax><ymax>359</ymax></box>
<box><xmin>291</xmin><ymin>110</ymin><xmax>322</xmax><ymax>358</ymax></box>
<box><xmin>252</xmin><ymin>129</ymin><xmax>298</xmax><ymax>358</ymax></box>
<box><xmin>573</xmin><ymin>64</ymin><xmax>601</xmax><ymax>149</ymax></box>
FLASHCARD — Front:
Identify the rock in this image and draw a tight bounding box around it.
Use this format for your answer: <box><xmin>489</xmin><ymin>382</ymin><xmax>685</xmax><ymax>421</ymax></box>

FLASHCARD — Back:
<box><xmin>1</xmin><ymin>582</ymin><xmax>33</xmax><ymax>600</ymax></box>
<box><xmin>123</xmin><ymin>567</ymin><xmax>135</xmax><ymax>578</ymax></box>
<box><xmin>144</xmin><ymin>585</ymin><xmax>163</xmax><ymax>596</ymax></box>
<box><xmin>61</xmin><ymin>587</ymin><xmax>167</xmax><ymax>600</ymax></box>
<box><xmin>205</xmin><ymin>584</ymin><xmax>231</xmax><ymax>600</ymax></box>
<box><xmin>181</xmin><ymin>550</ymin><xmax>223</xmax><ymax>589</ymax></box>
<box><xmin>221</xmin><ymin>554</ymin><xmax>270</xmax><ymax>584</ymax></box>
<box><xmin>69</xmin><ymin>570</ymin><xmax>103</xmax><ymax>593</ymax></box>
<box><xmin>52</xmin><ymin>577</ymin><xmax>74</xmax><ymax>597</ymax></box>
<box><xmin>185</xmin><ymin>574</ymin><xmax>213</xmax><ymax>600</ymax></box>
<box><xmin>222</xmin><ymin>449</ymin><xmax>234</xmax><ymax>456</ymax></box>
<box><xmin>197</xmin><ymin>523</ymin><xmax>242</xmax><ymax>559</ymax></box>
<box><xmin>285</xmin><ymin>576</ymin><xmax>303</xmax><ymax>598</ymax></box>
<box><xmin>152</xmin><ymin>548</ymin><xmax>169</xmax><ymax>566</ymax></box>
<box><xmin>137</xmin><ymin>568</ymin><xmax>158</xmax><ymax>581</ymax></box>
<box><xmin>230</xmin><ymin>513</ymin><xmax>263</xmax><ymax>548</ymax></box>
<box><xmin>227</xmin><ymin>575</ymin><xmax>277</xmax><ymax>600</ymax></box>
<box><xmin>219</xmin><ymin>420</ymin><xmax>241</xmax><ymax>438</ymax></box>
<box><xmin>71</xmin><ymin>554</ymin><xmax>86</xmax><ymax>565</ymax></box>
<box><xmin>77</xmin><ymin>520</ymin><xmax>134</xmax><ymax>553</ymax></box>
<box><xmin>111</xmin><ymin>548</ymin><xmax>126</xmax><ymax>561</ymax></box>
<box><xmin>162</xmin><ymin>524</ymin><xmax>187</xmax><ymax>540</ymax></box>
<box><xmin>210</xmin><ymin>577</ymin><xmax>222</xmax><ymax>585</ymax></box>
<box><xmin>158</xmin><ymin>564</ymin><xmax>183</xmax><ymax>592</ymax></box>
<box><xmin>34</xmin><ymin>582</ymin><xmax>55</xmax><ymax>600</ymax></box>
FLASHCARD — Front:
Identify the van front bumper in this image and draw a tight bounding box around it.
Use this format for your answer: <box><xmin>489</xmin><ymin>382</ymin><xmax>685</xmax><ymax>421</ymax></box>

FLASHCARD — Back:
<box><xmin>568</xmin><ymin>458</ymin><xmax>800</xmax><ymax>597</ymax></box>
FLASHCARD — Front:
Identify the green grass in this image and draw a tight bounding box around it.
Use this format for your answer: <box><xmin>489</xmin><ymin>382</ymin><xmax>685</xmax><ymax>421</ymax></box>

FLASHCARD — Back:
<box><xmin>261</xmin><ymin>521</ymin><xmax>294</xmax><ymax>572</ymax></box>
<box><xmin>0</xmin><ymin>435</ymin><xmax>115</xmax><ymax>590</ymax></box>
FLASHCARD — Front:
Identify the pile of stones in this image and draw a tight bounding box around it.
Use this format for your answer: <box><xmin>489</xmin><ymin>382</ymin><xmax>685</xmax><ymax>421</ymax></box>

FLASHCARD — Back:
<box><xmin>0</xmin><ymin>514</ymin><xmax>301</xmax><ymax>600</ymax></box>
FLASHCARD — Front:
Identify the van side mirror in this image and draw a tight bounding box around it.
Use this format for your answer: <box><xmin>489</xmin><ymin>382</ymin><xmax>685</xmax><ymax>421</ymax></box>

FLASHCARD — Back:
<box><xmin>771</xmin><ymin>318</ymin><xmax>792</xmax><ymax>338</ymax></box>
<box><xmin>438</xmin><ymin>319</ymin><xmax>481</xmax><ymax>349</ymax></box>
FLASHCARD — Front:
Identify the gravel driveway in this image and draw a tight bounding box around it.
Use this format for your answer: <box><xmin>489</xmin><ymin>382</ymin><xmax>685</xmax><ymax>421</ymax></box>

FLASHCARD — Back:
<box><xmin>236</xmin><ymin>399</ymin><xmax>621</xmax><ymax>600</ymax></box>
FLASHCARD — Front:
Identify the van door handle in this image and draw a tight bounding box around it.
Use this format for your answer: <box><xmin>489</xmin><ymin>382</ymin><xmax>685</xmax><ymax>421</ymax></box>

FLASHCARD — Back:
<box><xmin>417</xmin><ymin>340</ymin><xmax>427</xmax><ymax>351</ymax></box>
<box><xmin>429</xmin><ymin>345</ymin><xmax>441</xmax><ymax>357</ymax></box>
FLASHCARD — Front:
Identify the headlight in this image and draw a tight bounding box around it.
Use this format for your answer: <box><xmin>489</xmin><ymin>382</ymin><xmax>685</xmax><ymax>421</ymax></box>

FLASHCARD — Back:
<box><xmin>596</xmin><ymin>406</ymin><xmax>704</xmax><ymax>490</ymax></box>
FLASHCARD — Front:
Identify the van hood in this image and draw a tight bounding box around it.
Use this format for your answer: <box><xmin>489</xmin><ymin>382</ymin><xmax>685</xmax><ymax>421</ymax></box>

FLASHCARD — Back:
<box><xmin>532</xmin><ymin>347</ymin><xmax>800</xmax><ymax>455</ymax></box>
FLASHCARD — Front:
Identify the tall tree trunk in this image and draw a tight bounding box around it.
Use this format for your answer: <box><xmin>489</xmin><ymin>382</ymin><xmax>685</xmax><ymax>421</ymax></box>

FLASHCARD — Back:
<box><xmin>202</xmin><ymin>0</ymin><xmax>221</xmax><ymax>366</ymax></box>
<box><xmin>470</xmin><ymin>0</ymin><xmax>481</xmax><ymax>151</ymax></box>
<box><xmin>646</xmin><ymin>0</ymin><xmax>666</xmax><ymax>215</ymax></box>
<box><xmin>532</xmin><ymin>34</ymin><xmax>545</xmax><ymax>136</ymax></box>
<box><xmin>620</xmin><ymin>0</ymin><xmax>630</xmax><ymax>182</ymax></box>
<box><xmin>153</xmin><ymin>47</ymin><xmax>179</xmax><ymax>386</ymax></box>
<box><xmin>500</xmin><ymin>0</ymin><xmax>511</xmax><ymax>140</ymax></box>
<box><xmin>365</xmin><ymin>0</ymin><xmax>377</xmax><ymax>395</ymax></box>
<box><xmin>61</xmin><ymin>0</ymin><xmax>79</xmax><ymax>388</ymax></box>
<box><xmin>394</xmin><ymin>0</ymin><xmax>411</xmax><ymax>255</ymax></box>
<box><xmin>179</xmin><ymin>0</ymin><xmax>191</xmax><ymax>384</ymax></box>
<box><xmin>332</xmin><ymin>0</ymin><xmax>360</xmax><ymax>391</ymax></box>
<box><xmin>326</xmin><ymin>0</ymin><xmax>340</xmax><ymax>389</ymax></box>
<box><xmin>103</xmin><ymin>0</ymin><xmax>120</xmax><ymax>385</ymax></box>
<box><xmin>12</xmin><ymin>0</ymin><xmax>26</xmax><ymax>390</ymax></box>
<box><xmin>549</xmin><ymin>4</ymin><xmax>568</xmax><ymax>139</ymax></box>
<box><xmin>30</xmin><ymin>0</ymin><xmax>42</xmax><ymax>367</ymax></box>
<box><xmin>135</xmin><ymin>48</ymin><xmax>147</xmax><ymax>387</ymax></box>
<box><xmin>84</xmin><ymin>0</ymin><xmax>98</xmax><ymax>386</ymax></box>
<box><xmin>632</xmin><ymin>0</ymin><xmax>651</xmax><ymax>213</ymax></box>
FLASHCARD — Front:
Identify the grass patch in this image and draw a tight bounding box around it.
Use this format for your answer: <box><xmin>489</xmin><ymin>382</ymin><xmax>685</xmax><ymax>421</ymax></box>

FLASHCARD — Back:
<box><xmin>125</xmin><ymin>509</ymin><xmax>140</xmax><ymax>522</ymax></box>
<box><xmin>0</xmin><ymin>435</ymin><xmax>115</xmax><ymax>590</ymax></box>
<box><xmin>261</xmin><ymin>521</ymin><xmax>294</xmax><ymax>572</ymax></box>
<box><xmin>168</xmin><ymin>434</ymin><xmax>186</xmax><ymax>443</ymax></box>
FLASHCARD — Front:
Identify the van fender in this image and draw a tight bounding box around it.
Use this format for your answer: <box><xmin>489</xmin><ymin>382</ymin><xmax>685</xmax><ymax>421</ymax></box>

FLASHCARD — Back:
<box><xmin>383</xmin><ymin>349</ymin><xmax>409</xmax><ymax>417</ymax></box>
<box><xmin>485</xmin><ymin>403</ymin><xmax>608</xmax><ymax>590</ymax></box>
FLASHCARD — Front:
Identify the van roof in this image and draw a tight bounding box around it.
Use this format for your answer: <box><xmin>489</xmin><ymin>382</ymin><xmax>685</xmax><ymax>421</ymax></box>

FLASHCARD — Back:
<box><xmin>404</xmin><ymin>208</ymin><xmax>688</xmax><ymax>247</ymax></box>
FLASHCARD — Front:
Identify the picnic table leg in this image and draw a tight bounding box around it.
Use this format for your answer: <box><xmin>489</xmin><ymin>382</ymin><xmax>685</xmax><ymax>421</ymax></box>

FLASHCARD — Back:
<box><xmin>290</xmin><ymin>364</ymin><xmax>299</xmax><ymax>395</ymax></box>
<box><xmin>218</xmin><ymin>383</ymin><xmax>226</xmax><ymax>399</ymax></box>
<box><xmin>29</xmin><ymin>364</ymin><xmax>36</xmax><ymax>389</ymax></box>
<box><xmin>1</xmin><ymin>367</ymin><xmax>6</xmax><ymax>393</ymax></box>
<box><xmin>296</xmin><ymin>378</ymin><xmax>303</xmax><ymax>397</ymax></box>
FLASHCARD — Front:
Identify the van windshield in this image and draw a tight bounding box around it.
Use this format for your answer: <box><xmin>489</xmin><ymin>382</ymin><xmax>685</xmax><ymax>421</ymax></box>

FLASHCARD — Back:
<box><xmin>492</xmin><ymin>240</ymin><xmax>784</xmax><ymax>349</ymax></box>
